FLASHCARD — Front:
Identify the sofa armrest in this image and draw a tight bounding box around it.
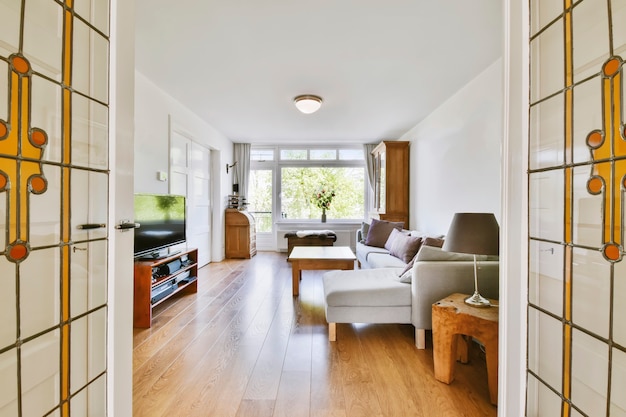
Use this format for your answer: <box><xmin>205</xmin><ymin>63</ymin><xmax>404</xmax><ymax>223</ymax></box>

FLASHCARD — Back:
<box><xmin>410</xmin><ymin>261</ymin><xmax>499</xmax><ymax>330</ymax></box>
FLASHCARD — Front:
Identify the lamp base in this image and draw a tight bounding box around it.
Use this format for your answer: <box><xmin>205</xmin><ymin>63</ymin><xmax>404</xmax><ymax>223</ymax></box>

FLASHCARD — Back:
<box><xmin>464</xmin><ymin>292</ymin><xmax>491</xmax><ymax>308</ymax></box>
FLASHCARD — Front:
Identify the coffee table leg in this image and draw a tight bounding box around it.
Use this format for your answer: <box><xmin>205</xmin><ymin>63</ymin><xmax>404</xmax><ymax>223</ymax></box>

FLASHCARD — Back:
<box><xmin>292</xmin><ymin>263</ymin><xmax>300</xmax><ymax>296</ymax></box>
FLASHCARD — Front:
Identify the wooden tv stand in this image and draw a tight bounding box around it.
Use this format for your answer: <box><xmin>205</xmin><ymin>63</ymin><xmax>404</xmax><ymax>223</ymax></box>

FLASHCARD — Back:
<box><xmin>133</xmin><ymin>248</ymin><xmax>198</xmax><ymax>328</ymax></box>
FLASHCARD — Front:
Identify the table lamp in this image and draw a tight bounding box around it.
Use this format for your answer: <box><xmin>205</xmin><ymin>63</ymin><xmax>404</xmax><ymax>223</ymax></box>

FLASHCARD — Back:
<box><xmin>442</xmin><ymin>212</ymin><xmax>499</xmax><ymax>307</ymax></box>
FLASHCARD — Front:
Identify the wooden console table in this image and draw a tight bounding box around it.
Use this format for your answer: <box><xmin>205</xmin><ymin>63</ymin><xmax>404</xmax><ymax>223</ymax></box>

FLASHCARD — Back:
<box><xmin>432</xmin><ymin>293</ymin><xmax>499</xmax><ymax>405</ymax></box>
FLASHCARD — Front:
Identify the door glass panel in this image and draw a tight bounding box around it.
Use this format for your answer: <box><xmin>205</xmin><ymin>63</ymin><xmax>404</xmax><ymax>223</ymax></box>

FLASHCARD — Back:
<box><xmin>248</xmin><ymin>169</ymin><xmax>273</xmax><ymax>232</ymax></box>
<box><xmin>29</xmin><ymin>165</ymin><xmax>61</xmax><ymax>247</ymax></box>
<box><xmin>572</xmin><ymin>248</ymin><xmax>610</xmax><ymax>338</ymax></box>
<box><xmin>72</xmin><ymin>93</ymin><xmax>109</xmax><ymax>170</ymax></box>
<box><xmin>529</xmin><ymin>170</ymin><xmax>564</xmax><ymax>241</ymax></box>
<box><xmin>612</xmin><ymin>348</ymin><xmax>626</xmax><ymax>415</ymax></box>
<box><xmin>21</xmin><ymin>330</ymin><xmax>60</xmax><ymax>417</ymax></box>
<box><xmin>31</xmin><ymin>75</ymin><xmax>62</xmax><ymax>164</ymax></box>
<box><xmin>572</xmin><ymin>76</ymin><xmax>602</xmax><ymax>164</ymax></box>
<box><xmin>528</xmin><ymin>306</ymin><xmax>563</xmax><ymax>391</ymax></box>
<box><xmin>614</xmin><ymin>259</ymin><xmax>626</xmax><ymax>347</ymax></box>
<box><xmin>526</xmin><ymin>373</ymin><xmax>562</xmax><ymax>417</ymax></box>
<box><xmin>529</xmin><ymin>93</ymin><xmax>563</xmax><ymax>170</ymax></box>
<box><xmin>20</xmin><ymin>248</ymin><xmax>60</xmax><ymax>339</ymax></box>
<box><xmin>530</xmin><ymin>19</ymin><xmax>564</xmax><ymax>103</ymax></box>
<box><xmin>0</xmin><ymin>257</ymin><xmax>16</xmax><ymax>348</ymax></box>
<box><xmin>70</xmin><ymin>307</ymin><xmax>106</xmax><ymax>394</ymax></box>
<box><xmin>572</xmin><ymin>0</ymin><xmax>610</xmax><ymax>83</ymax></box>
<box><xmin>72</xmin><ymin>18</ymin><xmax>109</xmax><ymax>104</ymax></box>
<box><xmin>71</xmin><ymin>240</ymin><xmax>107</xmax><ymax>317</ymax></box>
<box><xmin>528</xmin><ymin>239</ymin><xmax>563</xmax><ymax>316</ymax></box>
<box><xmin>571</xmin><ymin>329</ymin><xmax>608</xmax><ymax>416</ymax></box>
<box><xmin>22</xmin><ymin>0</ymin><xmax>63</xmax><ymax>81</ymax></box>
<box><xmin>0</xmin><ymin>349</ymin><xmax>18</xmax><ymax>416</ymax></box>
<box><xmin>71</xmin><ymin>170</ymin><xmax>109</xmax><ymax>242</ymax></box>
<box><xmin>0</xmin><ymin>1</ymin><xmax>19</xmax><ymax>57</ymax></box>
<box><xmin>73</xmin><ymin>0</ymin><xmax>110</xmax><ymax>36</ymax></box>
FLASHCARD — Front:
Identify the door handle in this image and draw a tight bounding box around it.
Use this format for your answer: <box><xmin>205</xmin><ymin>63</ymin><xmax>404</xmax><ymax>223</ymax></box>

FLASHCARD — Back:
<box><xmin>77</xmin><ymin>223</ymin><xmax>106</xmax><ymax>230</ymax></box>
<box><xmin>115</xmin><ymin>221</ymin><xmax>140</xmax><ymax>230</ymax></box>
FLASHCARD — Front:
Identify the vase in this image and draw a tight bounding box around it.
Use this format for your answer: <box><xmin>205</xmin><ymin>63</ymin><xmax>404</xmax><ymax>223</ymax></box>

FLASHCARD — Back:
<box><xmin>321</xmin><ymin>209</ymin><xmax>326</xmax><ymax>223</ymax></box>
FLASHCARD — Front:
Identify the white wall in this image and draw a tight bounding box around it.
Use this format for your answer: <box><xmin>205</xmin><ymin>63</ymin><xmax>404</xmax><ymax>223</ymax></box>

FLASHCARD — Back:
<box><xmin>399</xmin><ymin>58</ymin><xmax>503</xmax><ymax>236</ymax></box>
<box><xmin>134</xmin><ymin>71</ymin><xmax>234</xmax><ymax>260</ymax></box>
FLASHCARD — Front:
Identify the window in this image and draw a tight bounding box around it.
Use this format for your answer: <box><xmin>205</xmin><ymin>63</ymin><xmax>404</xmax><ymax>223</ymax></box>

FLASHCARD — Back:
<box><xmin>281</xmin><ymin>167</ymin><xmax>364</xmax><ymax>220</ymax></box>
<box><xmin>251</xmin><ymin>149</ymin><xmax>274</xmax><ymax>161</ymax></box>
<box><xmin>247</xmin><ymin>169</ymin><xmax>273</xmax><ymax>232</ymax></box>
<box><xmin>250</xmin><ymin>146</ymin><xmax>367</xmax><ymax>223</ymax></box>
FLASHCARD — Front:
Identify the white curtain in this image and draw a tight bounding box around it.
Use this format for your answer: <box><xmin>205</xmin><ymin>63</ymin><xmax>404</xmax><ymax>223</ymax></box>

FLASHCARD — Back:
<box><xmin>234</xmin><ymin>143</ymin><xmax>251</xmax><ymax>198</ymax></box>
<box><xmin>364</xmin><ymin>143</ymin><xmax>377</xmax><ymax>191</ymax></box>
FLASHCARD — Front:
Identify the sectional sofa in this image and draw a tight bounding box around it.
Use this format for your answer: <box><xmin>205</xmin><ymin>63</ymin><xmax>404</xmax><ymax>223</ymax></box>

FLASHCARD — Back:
<box><xmin>322</xmin><ymin>219</ymin><xmax>499</xmax><ymax>348</ymax></box>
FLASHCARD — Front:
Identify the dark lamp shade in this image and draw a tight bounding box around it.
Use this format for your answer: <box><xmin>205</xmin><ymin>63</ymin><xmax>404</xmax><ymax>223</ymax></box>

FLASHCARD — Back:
<box><xmin>442</xmin><ymin>213</ymin><xmax>499</xmax><ymax>256</ymax></box>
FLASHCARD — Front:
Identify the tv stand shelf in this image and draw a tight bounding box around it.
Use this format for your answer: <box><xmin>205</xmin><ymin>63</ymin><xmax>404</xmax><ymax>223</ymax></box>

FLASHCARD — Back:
<box><xmin>133</xmin><ymin>248</ymin><xmax>198</xmax><ymax>328</ymax></box>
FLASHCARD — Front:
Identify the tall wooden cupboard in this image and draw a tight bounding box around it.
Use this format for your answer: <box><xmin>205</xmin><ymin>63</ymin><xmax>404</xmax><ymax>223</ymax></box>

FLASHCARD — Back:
<box><xmin>372</xmin><ymin>141</ymin><xmax>410</xmax><ymax>228</ymax></box>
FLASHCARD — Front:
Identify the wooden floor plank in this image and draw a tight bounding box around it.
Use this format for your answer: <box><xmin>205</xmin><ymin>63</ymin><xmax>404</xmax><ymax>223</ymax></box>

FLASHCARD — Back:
<box><xmin>133</xmin><ymin>251</ymin><xmax>497</xmax><ymax>417</ymax></box>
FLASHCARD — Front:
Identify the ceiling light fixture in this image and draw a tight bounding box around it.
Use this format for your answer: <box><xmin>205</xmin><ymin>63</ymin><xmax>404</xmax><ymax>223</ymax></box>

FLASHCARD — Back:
<box><xmin>294</xmin><ymin>95</ymin><xmax>323</xmax><ymax>114</ymax></box>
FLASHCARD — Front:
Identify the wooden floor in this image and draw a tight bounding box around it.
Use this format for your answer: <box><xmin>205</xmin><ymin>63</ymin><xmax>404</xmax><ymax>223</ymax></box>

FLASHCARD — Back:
<box><xmin>133</xmin><ymin>252</ymin><xmax>497</xmax><ymax>417</ymax></box>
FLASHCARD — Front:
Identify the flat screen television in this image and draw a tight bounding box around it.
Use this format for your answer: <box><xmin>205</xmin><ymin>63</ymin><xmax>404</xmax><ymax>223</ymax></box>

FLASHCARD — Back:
<box><xmin>134</xmin><ymin>193</ymin><xmax>186</xmax><ymax>259</ymax></box>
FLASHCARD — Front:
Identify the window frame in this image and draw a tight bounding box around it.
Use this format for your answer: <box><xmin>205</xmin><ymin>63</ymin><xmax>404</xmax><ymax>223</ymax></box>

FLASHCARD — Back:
<box><xmin>250</xmin><ymin>145</ymin><xmax>369</xmax><ymax>225</ymax></box>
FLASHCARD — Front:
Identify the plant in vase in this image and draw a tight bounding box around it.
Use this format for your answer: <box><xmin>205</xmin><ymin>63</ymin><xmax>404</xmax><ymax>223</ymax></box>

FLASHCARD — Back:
<box><xmin>311</xmin><ymin>187</ymin><xmax>335</xmax><ymax>223</ymax></box>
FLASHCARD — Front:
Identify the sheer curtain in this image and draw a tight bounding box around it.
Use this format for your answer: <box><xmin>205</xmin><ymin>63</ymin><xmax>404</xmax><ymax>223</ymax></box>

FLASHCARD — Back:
<box><xmin>364</xmin><ymin>143</ymin><xmax>377</xmax><ymax>191</ymax></box>
<box><xmin>233</xmin><ymin>143</ymin><xmax>251</xmax><ymax>198</ymax></box>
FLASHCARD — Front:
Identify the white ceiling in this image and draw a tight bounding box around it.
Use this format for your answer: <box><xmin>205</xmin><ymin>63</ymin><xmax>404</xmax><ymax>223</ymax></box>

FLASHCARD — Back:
<box><xmin>134</xmin><ymin>0</ymin><xmax>502</xmax><ymax>145</ymax></box>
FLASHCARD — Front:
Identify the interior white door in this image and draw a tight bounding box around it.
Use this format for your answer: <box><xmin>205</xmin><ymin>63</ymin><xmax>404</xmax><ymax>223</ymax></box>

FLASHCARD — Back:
<box><xmin>169</xmin><ymin>128</ymin><xmax>212</xmax><ymax>267</ymax></box>
<box><xmin>190</xmin><ymin>142</ymin><xmax>212</xmax><ymax>266</ymax></box>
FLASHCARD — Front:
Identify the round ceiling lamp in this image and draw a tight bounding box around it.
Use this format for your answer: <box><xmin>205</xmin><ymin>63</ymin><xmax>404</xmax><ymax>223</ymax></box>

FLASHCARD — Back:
<box><xmin>294</xmin><ymin>95</ymin><xmax>323</xmax><ymax>114</ymax></box>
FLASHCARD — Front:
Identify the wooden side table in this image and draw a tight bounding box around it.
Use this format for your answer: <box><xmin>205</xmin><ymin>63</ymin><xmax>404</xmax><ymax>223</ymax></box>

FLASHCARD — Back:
<box><xmin>432</xmin><ymin>293</ymin><xmax>499</xmax><ymax>405</ymax></box>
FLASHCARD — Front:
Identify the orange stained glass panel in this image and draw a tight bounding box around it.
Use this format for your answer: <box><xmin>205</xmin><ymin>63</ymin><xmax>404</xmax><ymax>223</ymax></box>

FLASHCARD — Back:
<box><xmin>9</xmin><ymin>243</ymin><xmax>27</xmax><ymax>260</ymax></box>
<box><xmin>586</xmin><ymin>131</ymin><xmax>603</xmax><ymax>148</ymax></box>
<box><xmin>604</xmin><ymin>244</ymin><xmax>621</xmax><ymax>261</ymax></box>
<box><xmin>31</xmin><ymin>129</ymin><xmax>46</xmax><ymax>146</ymax></box>
<box><xmin>29</xmin><ymin>176</ymin><xmax>46</xmax><ymax>193</ymax></box>
<box><xmin>588</xmin><ymin>177</ymin><xmax>603</xmax><ymax>194</ymax></box>
<box><xmin>604</xmin><ymin>58</ymin><xmax>620</xmax><ymax>76</ymax></box>
<box><xmin>11</xmin><ymin>55</ymin><xmax>29</xmax><ymax>74</ymax></box>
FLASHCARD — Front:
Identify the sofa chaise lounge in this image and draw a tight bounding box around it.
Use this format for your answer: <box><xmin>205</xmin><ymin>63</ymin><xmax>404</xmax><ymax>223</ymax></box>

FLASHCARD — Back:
<box><xmin>322</xmin><ymin>221</ymin><xmax>499</xmax><ymax>349</ymax></box>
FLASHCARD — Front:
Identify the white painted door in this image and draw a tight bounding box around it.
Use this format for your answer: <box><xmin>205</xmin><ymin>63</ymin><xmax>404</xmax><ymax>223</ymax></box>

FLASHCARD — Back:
<box><xmin>169</xmin><ymin>128</ymin><xmax>212</xmax><ymax>266</ymax></box>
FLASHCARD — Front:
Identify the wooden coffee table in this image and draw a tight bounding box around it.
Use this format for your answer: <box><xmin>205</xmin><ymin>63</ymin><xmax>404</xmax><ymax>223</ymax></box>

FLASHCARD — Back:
<box><xmin>287</xmin><ymin>246</ymin><xmax>356</xmax><ymax>296</ymax></box>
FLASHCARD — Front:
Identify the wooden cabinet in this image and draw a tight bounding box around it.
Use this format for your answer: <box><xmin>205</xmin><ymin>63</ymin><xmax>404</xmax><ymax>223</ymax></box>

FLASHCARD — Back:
<box><xmin>372</xmin><ymin>141</ymin><xmax>410</xmax><ymax>228</ymax></box>
<box><xmin>225</xmin><ymin>209</ymin><xmax>257</xmax><ymax>259</ymax></box>
<box><xmin>133</xmin><ymin>248</ymin><xmax>198</xmax><ymax>328</ymax></box>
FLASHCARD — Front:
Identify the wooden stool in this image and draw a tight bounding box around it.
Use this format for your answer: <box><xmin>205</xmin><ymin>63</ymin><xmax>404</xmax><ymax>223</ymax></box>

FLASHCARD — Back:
<box><xmin>432</xmin><ymin>293</ymin><xmax>499</xmax><ymax>405</ymax></box>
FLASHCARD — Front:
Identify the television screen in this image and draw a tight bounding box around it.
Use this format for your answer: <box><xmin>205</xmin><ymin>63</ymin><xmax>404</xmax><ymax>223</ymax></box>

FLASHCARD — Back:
<box><xmin>134</xmin><ymin>194</ymin><xmax>186</xmax><ymax>258</ymax></box>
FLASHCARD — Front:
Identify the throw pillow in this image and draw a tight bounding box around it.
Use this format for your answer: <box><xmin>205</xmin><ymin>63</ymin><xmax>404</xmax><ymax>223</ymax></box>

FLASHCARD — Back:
<box><xmin>422</xmin><ymin>236</ymin><xmax>445</xmax><ymax>248</ymax></box>
<box><xmin>364</xmin><ymin>218</ymin><xmax>404</xmax><ymax>248</ymax></box>
<box><xmin>359</xmin><ymin>221</ymin><xmax>370</xmax><ymax>243</ymax></box>
<box><xmin>389</xmin><ymin>233</ymin><xmax>423</xmax><ymax>263</ymax></box>
<box><xmin>397</xmin><ymin>254</ymin><xmax>417</xmax><ymax>282</ymax></box>
<box><xmin>397</xmin><ymin>267</ymin><xmax>413</xmax><ymax>283</ymax></box>
<box><xmin>384</xmin><ymin>228</ymin><xmax>402</xmax><ymax>251</ymax></box>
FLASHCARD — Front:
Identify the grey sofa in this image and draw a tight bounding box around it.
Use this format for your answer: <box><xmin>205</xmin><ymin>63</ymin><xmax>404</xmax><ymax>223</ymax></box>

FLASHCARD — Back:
<box><xmin>323</xmin><ymin>243</ymin><xmax>499</xmax><ymax>349</ymax></box>
<box><xmin>355</xmin><ymin>228</ymin><xmax>410</xmax><ymax>269</ymax></box>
